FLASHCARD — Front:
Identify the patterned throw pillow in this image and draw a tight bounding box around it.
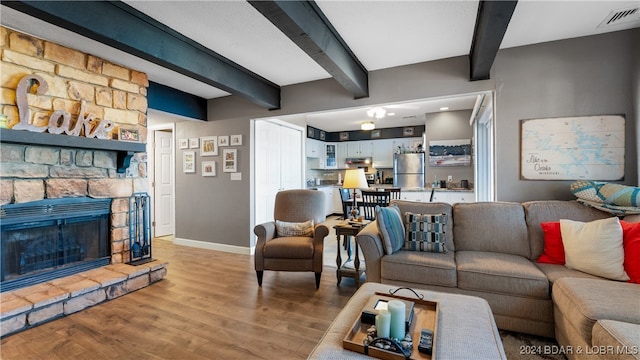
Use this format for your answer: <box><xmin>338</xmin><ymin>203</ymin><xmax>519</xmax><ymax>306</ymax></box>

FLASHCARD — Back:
<box><xmin>404</xmin><ymin>212</ymin><xmax>448</xmax><ymax>253</ymax></box>
<box><xmin>275</xmin><ymin>219</ymin><xmax>314</xmax><ymax>237</ymax></box>
<box><xmin>376</xmin><ymin>204</ymin><xmax>405</xmax><ymax>254</ymax></box>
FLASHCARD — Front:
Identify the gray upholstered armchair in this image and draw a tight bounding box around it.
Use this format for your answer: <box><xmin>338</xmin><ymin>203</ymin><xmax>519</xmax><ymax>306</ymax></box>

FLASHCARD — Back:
<box><xmin>253</xmin><ymin>189</ymin><xmax>329</xmax><ymax>289</ymax></box>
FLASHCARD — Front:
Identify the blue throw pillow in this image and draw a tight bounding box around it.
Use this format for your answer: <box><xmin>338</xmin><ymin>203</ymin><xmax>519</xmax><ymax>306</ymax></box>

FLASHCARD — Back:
<box><xmin>376</xmin><ymin>204</ymin><xmax>405</xmax><ymax>254</ymax></box>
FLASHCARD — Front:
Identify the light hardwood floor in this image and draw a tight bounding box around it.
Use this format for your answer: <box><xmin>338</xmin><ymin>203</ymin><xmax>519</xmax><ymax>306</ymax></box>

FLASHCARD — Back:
<box><xmin>0</xmin><ymin>218</ymin><xmax>360</xmax><ymax>360</ymax></box>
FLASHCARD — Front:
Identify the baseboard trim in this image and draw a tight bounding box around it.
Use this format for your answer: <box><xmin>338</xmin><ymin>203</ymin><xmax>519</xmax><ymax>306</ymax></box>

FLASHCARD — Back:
<box><xmin>173</xmin><ymin>237</ymin><xmax>252</xmax><ymax>255</ymax></box>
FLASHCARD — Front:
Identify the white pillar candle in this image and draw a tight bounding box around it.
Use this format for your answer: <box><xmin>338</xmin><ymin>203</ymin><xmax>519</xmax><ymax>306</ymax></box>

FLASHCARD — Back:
<box><xmin>375</xmin><ymin>309</ymin><xmax>391</xmax><ymax>338</ymax></box>
<box><xmin>388</xmin><ymin>300</ymin><xmax>406</xmax><ymax>339</ymax></box>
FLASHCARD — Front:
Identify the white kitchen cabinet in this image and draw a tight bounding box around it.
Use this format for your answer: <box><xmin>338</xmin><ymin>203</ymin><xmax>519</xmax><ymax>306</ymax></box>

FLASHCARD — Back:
<box><xmin>372</xmin><ymin>139</ymin><xmax>395</xmax><ymax>168</ymax></box>
<box><xmin>321</xmin><ymin>143</ymin><xmax>337</xmax><ymax>169</ymax></box>
<box><xmin>448</xmin><ymin>191</ymin><xmax>475</xmax><ymax>204</ymax></box>
<box><xmin>315</xmin><ymin>187</ymin><xmax>334</xmax><ymax>216</ymax></box>
<box><xmin>306</xmin><ymin>138</ymin><xmax>322</xmax><ymax>158</ymax></box>
<box><xmin>400</xmin><ymin>192</ymin><xmax>425</xmax><ymax>202</ymax></box>
<box><xmin>332</xmin><ymin>187</ymin><xmax>343</xmax><ymax>214</ymax></box>
<box><xmin>337</xmin><ymin>142</ymin><xmax>348</xmax><ymax>168</ymax></box>
<box><xmin>347</xmin><ymin>141</ymin><xmax>373</xmax><ymax>157</ymax></box>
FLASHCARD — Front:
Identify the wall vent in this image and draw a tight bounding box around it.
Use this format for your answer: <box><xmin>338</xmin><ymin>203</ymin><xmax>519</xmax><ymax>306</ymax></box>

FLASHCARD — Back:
<box><xmin>598</xmin><ymin>6</ymin><xmax>640</xmax><ymax>28</ymax></box>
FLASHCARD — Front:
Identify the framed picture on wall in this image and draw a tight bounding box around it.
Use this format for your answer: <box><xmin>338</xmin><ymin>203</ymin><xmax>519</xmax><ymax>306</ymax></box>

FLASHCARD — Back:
<box><xmin>218</xmin><ymin>136</ymin><xmax>229</xmax><ymax>147</ymax></box>
<box><xmin>223</xmin><ymin>149</ymin><xmax>237</xmax><ymax>173</ymax></box>
<box><xmin>403</xmin><ymin>127</ymin><xmax>414</xmax><ymax>136</ymax></box>
<box><xmin>183</xmin><ymin>151</ymin><xmax>195</xmax><ymax>173</ymax></box>
<box><xmin>189</xmin><ymin>138</ymin><xmax>199</xmax><ymax>148</ymax></box>
<box><xmin>179</xmin><ymin>138</ymin><xmax>189</xmax><ymax>149</ymax></box>
<box><xmin>202</xmin><ymin>161</ymin><xmax>216</xmax><ymax>177</ymax></box>
<box><xmin>339</xmin><ymin>132</ymin><xmax>349</xmax><ymax>141</ymax></box>
<box><xmin>200</xmin><ymin>136</ymin><xmax>218</xmax><ymax>156</ymax></box>
<box><xmin>231</xmin><ymin>134</ymin><xmax>242</xmax><ymax>146</ymax></box>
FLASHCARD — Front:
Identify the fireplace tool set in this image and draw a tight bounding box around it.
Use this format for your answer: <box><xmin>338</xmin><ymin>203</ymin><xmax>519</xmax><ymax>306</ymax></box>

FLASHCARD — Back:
<box><xmin>129</xmin><ymin>193</ymin><xmax>153</xmax><ymax>265</ymax></box>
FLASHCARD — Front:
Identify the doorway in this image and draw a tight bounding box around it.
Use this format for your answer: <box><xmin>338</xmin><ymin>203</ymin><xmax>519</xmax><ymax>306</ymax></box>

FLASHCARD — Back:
<box><xmin>147</xmin><ymin>124</ymin><xmax>175</xmax><ymax>238</ymax></box>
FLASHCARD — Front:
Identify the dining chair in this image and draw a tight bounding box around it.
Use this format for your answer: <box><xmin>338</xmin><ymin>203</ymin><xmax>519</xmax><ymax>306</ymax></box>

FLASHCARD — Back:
<box><xmin>387</xmin><ymin>187</ymin><xmax>402</xmax><ymax>200</ymax></box>
<box><xmin>339</xmin><ymin>188</ymin><xmax>353</xmax><ymax>220</ymax></box>
<box><xmin>360</xmin><ymin>190</ymin><xmax>391</xmax><ymax>220</ymax></box>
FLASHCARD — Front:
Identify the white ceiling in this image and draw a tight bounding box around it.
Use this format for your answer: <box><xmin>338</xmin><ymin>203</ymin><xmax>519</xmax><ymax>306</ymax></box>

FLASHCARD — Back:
<box><xmin>2</xmin><ymin>1</ymin><xmax>639</xmax><ymax>131</ymax></box>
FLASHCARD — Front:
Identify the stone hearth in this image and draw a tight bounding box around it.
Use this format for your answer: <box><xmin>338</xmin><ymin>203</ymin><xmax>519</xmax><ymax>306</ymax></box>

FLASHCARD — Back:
<box><xmin>1</xmin><ymin>260</ymin><xmax>168</xmax><ymax>337</ymax></box>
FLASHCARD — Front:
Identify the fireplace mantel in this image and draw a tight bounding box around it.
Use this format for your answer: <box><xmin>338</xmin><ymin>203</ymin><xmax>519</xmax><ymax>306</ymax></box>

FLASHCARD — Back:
<box><xmin>0</xmin><ymin>128</ymin><xmax>145</xmax><ymax>173</ymax></box>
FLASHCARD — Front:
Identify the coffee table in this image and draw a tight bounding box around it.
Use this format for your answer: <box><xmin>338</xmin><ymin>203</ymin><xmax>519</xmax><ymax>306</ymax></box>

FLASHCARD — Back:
<box><xmin>308</xmin><ymin>282</ymin><xmax>506</xmax><ymax>359</ymax></box>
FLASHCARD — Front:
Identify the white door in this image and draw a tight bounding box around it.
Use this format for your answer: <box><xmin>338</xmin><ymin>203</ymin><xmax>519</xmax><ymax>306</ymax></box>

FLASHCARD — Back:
<box><xmin>154</xmin><ymin>130</ymin><xmax>174</xmax><ymax>236</ymax></box>
<box><xmin>254</xmin><ymin>120</ymin><xmax>303</xmax><ymax>226</ymax></box>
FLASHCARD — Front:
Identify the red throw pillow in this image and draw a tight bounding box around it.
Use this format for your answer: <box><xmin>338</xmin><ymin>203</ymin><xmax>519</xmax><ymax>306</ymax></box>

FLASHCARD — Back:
<box><xmin>537</xmin><ymin>221</ymin><xmax>565</xmax><ymax>264</ymax></box>
<box><xmin>620</xmin><ymin>220</ymin><xmax>640</xmax><ymax>283</ymax></box>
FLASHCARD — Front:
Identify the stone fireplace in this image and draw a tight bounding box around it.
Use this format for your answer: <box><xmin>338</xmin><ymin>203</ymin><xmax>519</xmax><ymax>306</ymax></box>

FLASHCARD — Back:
<box><xmin>0</xmin><ymin>27</ymin><xmax>167</xmax><ymax>336</ymax></box>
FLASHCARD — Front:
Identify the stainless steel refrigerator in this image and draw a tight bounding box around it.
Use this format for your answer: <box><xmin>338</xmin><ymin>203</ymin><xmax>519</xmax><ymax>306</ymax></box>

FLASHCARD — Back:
<box><xmin>393</xmin><ymin>153</ymin><xmax>425</xmax><ymax>188</ymax></box>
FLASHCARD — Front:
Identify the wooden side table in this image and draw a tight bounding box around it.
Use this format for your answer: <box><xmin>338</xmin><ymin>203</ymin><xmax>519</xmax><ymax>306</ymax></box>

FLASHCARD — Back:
<box><xmin>333</xmin><ymin>222</ymin><xmax>368</xmax><ymax>287</ymax></box>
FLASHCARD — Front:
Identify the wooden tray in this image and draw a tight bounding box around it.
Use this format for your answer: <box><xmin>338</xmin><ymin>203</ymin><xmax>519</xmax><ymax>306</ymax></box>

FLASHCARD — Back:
<box><xmin>343</xmin><ymin>291</ymin><xmax>439</xmax><ymax>360</ymax></box>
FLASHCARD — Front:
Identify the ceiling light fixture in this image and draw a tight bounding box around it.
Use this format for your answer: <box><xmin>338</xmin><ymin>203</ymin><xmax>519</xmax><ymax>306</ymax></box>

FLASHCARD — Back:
<box><xmin>366</xmin><ymin>107</ymin><xmax>386</xmax><ymax>119</ymax></box>
<box><xmin>440</xmin><ymin>107</ymin><xmax>449</xmax><ymax>111</ymax></box>
<box><xmin>361</xmin><ymin>121</ymin><xmax>375</xmax><ymax>130</ymax></box>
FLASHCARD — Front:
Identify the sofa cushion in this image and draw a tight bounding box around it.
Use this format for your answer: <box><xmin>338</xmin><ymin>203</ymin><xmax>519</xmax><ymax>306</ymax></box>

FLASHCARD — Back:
<box><xmin>381</xmin><ymin>250</ymin><xmax>456</xmax><ymax>288</ymax></box>
<box><xmin>391</xmin><ymin>200</ymin><xmax>454</xmax><ymax>251</ymax></box>
<box><xmin>536</xmin><ymin>221</ymin><xmax>565</xmax><ymax>264</ymax></box>
<box><xmin>263</xmin><ymin>236</ymin><xmax>314</xmax><ymax>258</ymax></box>
<box><xmin>376</xmin><ymin>204</ymin><xmax>405</xmax><ymax>254</ymax></box>
<box><xmin>453</xmin><ymin>202</ymin><xmax>530</xmax><ymax>258</ymax></box>
<box><xmin>456</xmin><ymin>251</ymin><xmax>549</xmax><ymax>299</ymax></box>
<box><xmin>592</xmin><ymin>320</ymin><xmax>640</xmax><ymax>359</ymax></box>
<box><xmin>523</xmin><ymin>200</ymin><xmax>612</xmax><ymax>261</ymax></box>
<box><xmin>404</xmin><ymin>212</ymin><xmax>448</xmax><ymax>253</ymax></box>
<box><xmin>560</xmin><ymin>217</ymin><xmax>629</xmax><ymax>281</ymax></box>
<box><xmin>621</xmin><ymin>220</ymin><xmax>640</xmax><ymax>284</ymax></box>
<box><xmin>535</xmin><ymin>263</ymin><xmax>603</xmax><ymax>284</ymax></box>
<box><xmin>553</xmin><ymin>278</ymin><xmax>640</xmax><ymax>346</ymax></box>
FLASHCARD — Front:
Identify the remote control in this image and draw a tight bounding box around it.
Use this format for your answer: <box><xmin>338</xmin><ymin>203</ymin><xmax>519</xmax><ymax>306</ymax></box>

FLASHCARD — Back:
<box><xmin>418</xmin><ymin>328</ymin><xmax>433</xmax><ymax>355</ymax></box>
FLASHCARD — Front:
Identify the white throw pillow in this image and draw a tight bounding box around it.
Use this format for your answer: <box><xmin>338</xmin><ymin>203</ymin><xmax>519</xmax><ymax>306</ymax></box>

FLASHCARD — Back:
<box><xmin>560</xmin><ymin>217</ymin><xmax>629</xmax><ymax>281</ymax></box>
<box><xmin>275</xmin><ymin>219</ymin><xmax>314</xmax><ymax>237</ymax></box>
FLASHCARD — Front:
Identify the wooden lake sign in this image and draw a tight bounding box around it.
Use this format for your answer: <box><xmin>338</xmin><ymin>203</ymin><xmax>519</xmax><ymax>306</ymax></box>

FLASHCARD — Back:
<box><xmin>13</xmin><ymin>74</ymin><xmax>114</xmax><ymax>139</ymax></box>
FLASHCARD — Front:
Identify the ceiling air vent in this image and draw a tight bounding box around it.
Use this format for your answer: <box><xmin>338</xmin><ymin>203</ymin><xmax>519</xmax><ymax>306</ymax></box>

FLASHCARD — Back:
<box><xmin>597</xmin><ymin>6</ymin><xmax>640</xmax><ymax>28</ymax></box>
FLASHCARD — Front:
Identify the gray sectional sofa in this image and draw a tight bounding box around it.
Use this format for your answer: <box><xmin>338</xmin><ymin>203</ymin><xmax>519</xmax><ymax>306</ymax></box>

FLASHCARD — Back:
<box><xmin>356</xmin><ymin>200</ymin><xmax>640</xmax><ymax>360</ymax></box>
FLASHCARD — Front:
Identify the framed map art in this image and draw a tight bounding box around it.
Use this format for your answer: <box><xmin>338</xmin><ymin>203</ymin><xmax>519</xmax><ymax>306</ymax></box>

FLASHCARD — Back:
<box><xmin>520</xmin><ymin>115</ymin><xmax>625</xmax><ymax>180</ymax></box>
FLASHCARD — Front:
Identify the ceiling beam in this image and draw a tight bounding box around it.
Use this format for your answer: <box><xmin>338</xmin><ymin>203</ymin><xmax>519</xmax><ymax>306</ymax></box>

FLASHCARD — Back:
<box><xmin>469</xmin><ymin>0</ymin><xmax>518</xmax><ymax>81</ymax></box>
<box><xmin>248</xmin><ymin>0</ymin><xmax>369</xmax><ymax>99</ymax></box>
<box><xmin>3</xmin><ymin>1</ymin><xmax>281</xmax><ymax>109</ymax></box>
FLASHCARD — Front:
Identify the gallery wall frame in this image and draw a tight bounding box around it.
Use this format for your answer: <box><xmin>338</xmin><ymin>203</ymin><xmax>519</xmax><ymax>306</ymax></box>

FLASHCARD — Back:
<box><xmin>223</xmin><ymin>148</ymin><xmax>237</xmax><ymax>173</ymax></box>
<box><xmin>202</xmin><ymin>161</ymin><xmax>216</xmax><ymax>177</ymax></box>
<box><xmin>200</xmin><ymin>136</ymin><xmax>218</xmax><ymax>156</ymax></box>
<box><xmin>183</xmin><ymin>151</ymin><xmax>195</xmax><ymax>173</ymax></box>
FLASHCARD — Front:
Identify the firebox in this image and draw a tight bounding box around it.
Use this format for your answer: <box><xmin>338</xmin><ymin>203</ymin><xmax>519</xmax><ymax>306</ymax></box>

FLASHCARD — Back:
<box><xmin>0</xmin><ymin>197</ymin><xmax>111</xmax><ymax>292</ymax></box>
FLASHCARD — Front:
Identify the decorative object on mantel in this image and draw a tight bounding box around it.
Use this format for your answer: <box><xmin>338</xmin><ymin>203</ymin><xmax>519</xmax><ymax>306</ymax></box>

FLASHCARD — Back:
<box><xmin>13</xmin><ymin>74</ymin><xmax>115</xmax><ymax>139</ymax></box>
<box><xmin>183</xmin><ymin>151</ymin><xmax>195</xmax><ymax>173</ymax></box>
<box><xmin>223</xmin><ymin>149</ymin><xmax>237</xmax><ymax>173</ymax></box>
<box><xmin>520</xmin><ymin>115</ymin><xmax>625</xmax><ymax>180</ymax></box>
<box><xmin>200</xmin><ymin>136</ymin><xmax>218</xmax><ymax>156</ymax></box>
<box><xmin>119</xmin><ymin>127</ymin><xmax>140</xmax><ymax>142</ymax></box>
<box><xmin>231</xmin><ymin>134</ymin><xmax>243</xmax><ymax>145</ymax></box>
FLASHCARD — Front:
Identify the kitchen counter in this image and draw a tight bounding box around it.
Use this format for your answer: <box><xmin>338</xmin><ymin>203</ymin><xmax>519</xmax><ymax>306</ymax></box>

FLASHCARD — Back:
<box><xmin>306</xmin><ymin>184</ymin><xmax>474</xmax><ymax>192</ymax></box>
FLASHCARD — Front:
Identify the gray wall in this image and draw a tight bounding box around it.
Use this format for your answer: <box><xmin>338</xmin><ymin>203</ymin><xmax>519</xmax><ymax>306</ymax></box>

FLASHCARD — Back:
<box><xmin>174</xmin><ymin>119</ymin><xmax>250</xmax><ymax>247</ymax></box>
<box><xmin>494</xmin><ymin>28</ymin><xmax>638</xmax><ymax>201</ymax></box>
<box><xmin>634</xmin><ymin>29</ymin><xmax>640</xmax><ymax>186</ymax></box>
<box><xmin>174</xmin><ymin>29</ymin><xmax>638</xmax><ymax>248</ymax></box>
<box><xmin>425</xmin><ymin>110</ymin><xmax>474</xmax><ymax>186</ymax></box>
